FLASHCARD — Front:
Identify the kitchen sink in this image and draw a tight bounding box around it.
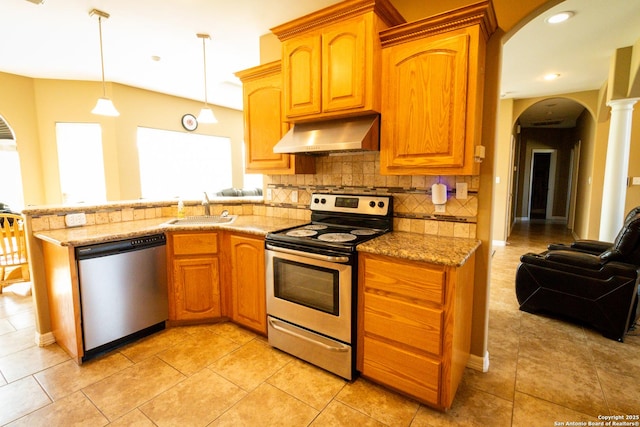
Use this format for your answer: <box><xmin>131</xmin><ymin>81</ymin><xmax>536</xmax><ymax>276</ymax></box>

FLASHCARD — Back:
<box><xmin>165</xmin><ymin>215</ymin><xmax>237</xmax><ymax>226</ymax></box>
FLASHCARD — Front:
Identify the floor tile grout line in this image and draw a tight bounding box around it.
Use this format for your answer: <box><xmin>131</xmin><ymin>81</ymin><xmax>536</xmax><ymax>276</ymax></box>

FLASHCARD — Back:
<box><xmin>78</xmin><ymin>388</ymin><xmax>111</xmax><ymax>424</ymax></box>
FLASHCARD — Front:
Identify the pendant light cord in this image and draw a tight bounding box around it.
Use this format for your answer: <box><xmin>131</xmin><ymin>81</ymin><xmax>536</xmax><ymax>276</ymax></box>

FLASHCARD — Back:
<box><xmin>97</xmin><ymin>16</ymin><xmax>107</xmax><ymax>97</ymax></box>
<box><xmin>201</xmin><ymin>36</ymin><xmax>209</xmax><ymax>107</ymax></box>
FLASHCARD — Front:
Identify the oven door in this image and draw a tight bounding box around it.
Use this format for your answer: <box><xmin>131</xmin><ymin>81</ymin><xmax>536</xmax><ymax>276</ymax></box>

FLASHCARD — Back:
<box><xmin>265</xmin><ymin>244</ymin><xmax>352</xmax><ymax>343</ymax></box>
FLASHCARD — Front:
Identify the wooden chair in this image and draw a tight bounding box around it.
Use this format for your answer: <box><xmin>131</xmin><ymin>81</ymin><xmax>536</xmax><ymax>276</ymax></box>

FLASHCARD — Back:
<box><xmin>0</xmin><ymin>213</ymin><xmax>29</xmax><ymax>293</ymax></box>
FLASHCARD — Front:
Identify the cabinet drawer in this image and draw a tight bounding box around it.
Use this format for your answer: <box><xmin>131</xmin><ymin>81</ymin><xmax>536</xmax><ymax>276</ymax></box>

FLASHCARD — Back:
<box><xmin>172</xmin><ymin>233</ymin><xmax>218</xmax><ymax>255</ymax></box>
<box><xmin>362</xmin><ymin>256</ymin><xmax>445</xmax><ymax>305</ymax></box>
<box><xmin>362</xmin><ymin>336</ymin><xmax>440</xmax><ymax>406</ymax></box>
<box><xmin>364</xmin><ymin>293</ymin><xmax>443</xmax><ymax>356</ymax></box>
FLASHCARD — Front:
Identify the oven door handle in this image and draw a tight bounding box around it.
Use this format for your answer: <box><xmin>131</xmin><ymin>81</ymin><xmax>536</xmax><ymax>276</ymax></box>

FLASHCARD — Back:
<box><xmin>266</xmin><ymin>244</ymin><xmax>350</xmax><ymax>263</ymax></box>
<box><xmin>268</xmin><ymin>318</ymin><xmax>349</xmax><ymax>353</ymax></box>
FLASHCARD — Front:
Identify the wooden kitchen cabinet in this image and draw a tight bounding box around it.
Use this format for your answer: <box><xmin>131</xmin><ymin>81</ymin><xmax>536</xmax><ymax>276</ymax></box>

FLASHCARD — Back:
<box><xmin>235</xmin><ymin>61</ymin><xmax>315</xmax><ymax>174</ymax></box>
<box><xmin>272</xmin><ymin>0</ymin><xmax>404</xmax><ymax>122</ymax></box>
<box><xmin>379</xmin><ymin>1</ymin><xmax>497</xmax><ymax>175</ymax></box>
<box><xmin>357</xmin><ymin>252</ymin><xmax>476</xmax><ymax>410</ymax></box>
<box><xmin>223</xmin><ymin>232</ymin><xmax>267</xmax><ymax>335</ymax></box>
<box><xmin>167</xmin><ymin>232</ymin><xmax>221</xmax><ymax>323</ymax></box>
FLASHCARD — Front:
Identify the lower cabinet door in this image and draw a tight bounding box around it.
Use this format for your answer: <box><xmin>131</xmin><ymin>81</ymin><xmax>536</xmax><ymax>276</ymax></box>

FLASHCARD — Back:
<box><xmin>172</xmin><ymin>256</ymin><xmax>221</xmax><ymax>320</ymax></box>
<box><xmin>229</xmin><ymin>234</ymin><xmax>267</xmax><ymax>334</ymax></box>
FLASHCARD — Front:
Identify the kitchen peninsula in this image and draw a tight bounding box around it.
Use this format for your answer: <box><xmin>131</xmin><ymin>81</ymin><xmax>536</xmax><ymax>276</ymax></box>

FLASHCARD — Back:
<box><xmin>23</xmin><ymin>197</ymin><xmax>308</xmax><ymax>363</ymax></box>
<box><xmin>23</xmin><ymin>195</ymin><xmax>480</xmax><ymax>410</ymax></box>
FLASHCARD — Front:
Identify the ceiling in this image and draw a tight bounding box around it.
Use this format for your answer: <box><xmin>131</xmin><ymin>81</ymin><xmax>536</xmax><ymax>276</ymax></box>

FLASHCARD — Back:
<box><xmin>502</xmin><ymin>0</ymin><xmax>640</xmax><ymax>128</ymax></box>
<box><xmin>1</xmin><ymin>0</ymin><xmax>639</xmax><ymax>137</ymax></box>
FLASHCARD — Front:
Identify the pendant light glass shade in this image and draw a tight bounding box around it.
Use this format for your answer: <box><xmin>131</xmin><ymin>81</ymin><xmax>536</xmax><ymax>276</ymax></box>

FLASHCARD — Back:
<box><xmin>197</xmin><ymin>107</ymin><xmax>217</xmax><ymax>123</ymax></box>
<box><xmin>90</xmin><ymin>9</ymin><xmax>119</xmax><ymax>117</ymax></box>
<box><xmin>197</xmin><ymin>33</ymin><xmax>217</xmax><ymax>124</ymax></box>
<box><xmin>92</xmin><ymin>97</ymin><xmax>120</xmax><ymax>116</ymax></box>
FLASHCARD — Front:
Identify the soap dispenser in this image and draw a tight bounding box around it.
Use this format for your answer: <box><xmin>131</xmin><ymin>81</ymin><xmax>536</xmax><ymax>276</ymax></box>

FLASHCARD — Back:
<box><xmin>177</xmin><ymin>199</ymin><xmax>185</xmax><ymax>218</ymax></box>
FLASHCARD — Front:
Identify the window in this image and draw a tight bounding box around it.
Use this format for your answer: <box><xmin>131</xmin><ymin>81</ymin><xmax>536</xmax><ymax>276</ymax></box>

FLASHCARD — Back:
<box><xmin>137</xmin><ymin>127</ymin><xmax>232</xmax><ymax>199</ymax></box>
<box><xmin>242</xmin><ymin>142</ymin><xmax>263</xmax><ymax>190</ymax></box>
<box><xmin>56</xmin><ymin>123</ymin><xmax>106</xmax><ymax>204</ymax></box>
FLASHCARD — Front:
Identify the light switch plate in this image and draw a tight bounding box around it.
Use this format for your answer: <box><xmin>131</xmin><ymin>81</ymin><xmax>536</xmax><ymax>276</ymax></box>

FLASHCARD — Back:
<box><xmin>632</xmin><ymin>177</ymin><xmax>640</xmax><ymax>186</ymax></box>
<box><xmin>65</xmin><ymin>212</ymin><xmax>86</xmax><ymax>227</ymax></box>
<box><xmin>291</xmin><ymin>190</ymin><xmax>298</xmax><ymax>203</ymax></box>
<box><xmin>266</xmin><ymin>188</ymin><xmax>273</xmax><ymax>201</ymax></box>
<box><xmin>456</xmin><ymin>182</ymin><xmax>468</xmax><ymax>199</ymax></box>
<box><xmin>435</xmin><ymin>204</ymin><xmax>446</xmax><ymax>213</ymax></box>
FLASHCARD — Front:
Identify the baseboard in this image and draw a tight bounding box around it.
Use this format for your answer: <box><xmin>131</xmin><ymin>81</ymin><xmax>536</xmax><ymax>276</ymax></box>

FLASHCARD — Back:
<box><xmin>35</xmin><ymin>331</ymin><xmax>56</xmax><ymax>347</ymax></box>
<box><xmin>492</xmin><ymin>240</ymin><xmax>506</xmax><ymax>247</ymax></box>
<box><xmin>467</xmin><ymin>351</ymin><xmax>490</xmax><ymax>372</ymax></box>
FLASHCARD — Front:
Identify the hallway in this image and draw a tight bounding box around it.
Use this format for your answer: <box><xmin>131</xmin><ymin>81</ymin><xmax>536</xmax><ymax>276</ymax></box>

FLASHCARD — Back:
<box><xmin>0</xmin><ymin>222</ymin><xmax>638</xmax><ymax>425</ymax></box>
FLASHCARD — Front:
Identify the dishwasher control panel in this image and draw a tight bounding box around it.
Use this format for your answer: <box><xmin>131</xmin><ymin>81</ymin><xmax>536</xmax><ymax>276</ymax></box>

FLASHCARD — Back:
<box><xmin>76</xmin><ymin>233</ymin><xmax>166</xmax><ymax>260</ymax></box>
<box><xmin>130</xmin><ymin>234</ymin><xmax>166</xmax><ymax>247</ymax></box>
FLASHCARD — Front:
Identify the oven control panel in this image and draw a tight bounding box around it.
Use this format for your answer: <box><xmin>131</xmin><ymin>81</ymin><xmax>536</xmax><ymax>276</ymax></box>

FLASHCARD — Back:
<box><xmin>310</xmin><ymin>193</ymin><xmax>392</xmax><ymax>216</ymax></box>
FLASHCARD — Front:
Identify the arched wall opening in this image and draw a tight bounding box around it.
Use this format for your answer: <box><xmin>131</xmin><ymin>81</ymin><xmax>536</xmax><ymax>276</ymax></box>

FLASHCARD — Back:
<box><xmin>0</xmin><ymin>115</ymin><xmax>25</xmax><ymax>212</ymax></box>
<box><xmin>510</xmin><ymin>97</ymin><xmax>596</xmax><ymax>235</ymax></box>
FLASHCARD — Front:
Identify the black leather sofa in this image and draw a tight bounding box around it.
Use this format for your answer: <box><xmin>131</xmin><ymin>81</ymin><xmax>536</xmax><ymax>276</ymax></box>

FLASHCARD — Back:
<box><xmin>515</xmin><ymin>210</ymin><xmax>640</xmax><ymax>342</ymax></box>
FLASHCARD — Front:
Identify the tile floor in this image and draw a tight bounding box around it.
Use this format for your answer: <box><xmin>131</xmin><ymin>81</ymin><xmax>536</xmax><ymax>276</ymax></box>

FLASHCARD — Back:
<box><xmin>1</xmin><ymin>222</ymin><xmax>638</xmax><ymax>426</ymax></box>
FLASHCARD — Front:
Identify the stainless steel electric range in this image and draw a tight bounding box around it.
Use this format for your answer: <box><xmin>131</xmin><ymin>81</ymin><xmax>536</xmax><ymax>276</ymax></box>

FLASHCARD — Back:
<box><xmin>265</xmin><ymin>193</ymin><xmax>393</xmax><ymax>379</ymax></box>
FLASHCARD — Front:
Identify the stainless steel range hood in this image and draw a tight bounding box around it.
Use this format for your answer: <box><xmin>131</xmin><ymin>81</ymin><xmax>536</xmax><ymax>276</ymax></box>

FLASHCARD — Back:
<box><xmin>273</xmin><ymin>114</ymin><xmax>380</xmax><ymax>154</ymax></box>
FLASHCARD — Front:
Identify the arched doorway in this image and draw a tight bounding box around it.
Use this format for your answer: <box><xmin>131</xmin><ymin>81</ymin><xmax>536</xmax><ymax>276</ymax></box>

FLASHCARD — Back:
<box><xmin>510</xmin><ymin>97</ymin><xmax>593</xmax><ymax>230</ymax></box>
<box><xmin>0</xmin><ymin>116</ymin><xmax>24</xmax><ymax>212</ymax></box>
<box><xmin>0</xmin><ymin>115</ymin><xmax>30</xmax><ymax>295</ymax></box>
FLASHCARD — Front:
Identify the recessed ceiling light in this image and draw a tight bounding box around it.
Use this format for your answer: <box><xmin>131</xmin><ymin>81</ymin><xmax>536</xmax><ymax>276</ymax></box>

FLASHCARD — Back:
<box><xmin>151</xmin><ymin>55</ymin><xmax>161</xmax><ymax>62</ymax></box>
<box><xmin>546</xmin><ymin>11</ymin><xmax>574</xmax><ymax>24</ymax></box>
<box><xmin>544</xmin><ymin>73</ymin><xmax>561</xmax><ymax>81</ymax></box>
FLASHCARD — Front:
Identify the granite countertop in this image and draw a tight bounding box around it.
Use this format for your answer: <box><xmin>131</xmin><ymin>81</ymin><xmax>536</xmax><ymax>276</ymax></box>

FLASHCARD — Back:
<box><xmin>33</xmin><ymin>215</ymin><xmax>308</xmax><ymax>247</ymax></box>
<box><xmin>356</xmin><ymin>231</ymin><xmax>481</xmax><ymax>267</ymax></box>
<box><xmin>33</xmin><ymin>216</ymin><xmax>480</xmax><ymax>267</ymax></box>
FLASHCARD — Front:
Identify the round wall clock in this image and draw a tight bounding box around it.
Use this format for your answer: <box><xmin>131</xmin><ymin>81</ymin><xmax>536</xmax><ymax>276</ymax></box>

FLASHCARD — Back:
<box><xmin>181</xmin><ymin>114</ymin><xmax>198</xmax><ymax>131</ymax></box>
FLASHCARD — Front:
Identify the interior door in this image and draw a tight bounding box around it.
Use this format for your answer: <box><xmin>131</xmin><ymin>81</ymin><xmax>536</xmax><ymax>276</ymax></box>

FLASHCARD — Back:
<box><xmin>530</xmin><ymin>152</ymin><xmax>551</xmax><ymax>219</ymax></box>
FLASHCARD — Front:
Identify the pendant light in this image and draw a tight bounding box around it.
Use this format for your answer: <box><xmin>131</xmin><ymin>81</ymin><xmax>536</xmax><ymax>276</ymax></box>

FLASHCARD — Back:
<box><xmin>90</xmin><ymin>9</ymin><xmax>119</xmax><ymax>117</ymax></box>
<box><xmin>196</xmin><ymin>33</ymin><xmax>218</xmax><ymax>124</ymax></box>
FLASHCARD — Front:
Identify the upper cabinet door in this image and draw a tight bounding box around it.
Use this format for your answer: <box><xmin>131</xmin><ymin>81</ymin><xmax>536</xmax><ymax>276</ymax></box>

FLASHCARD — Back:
<box><xmin>378</xmin><ymin>1</ymin><xmax>496</xmax><ymax>176</ymax></box>
<box><xmin>283</xmin><ymin>34</ymin><xmax>322</xmax><ymax>118</ymax></box>
<box><xmin>244</xmin><ymin>71</ymin><xmax>291</xmax><ymax>171</ymax></box>
<box><xmin>272</xmin><ymin>0</ymin><xmax>405</xmax><ymax>123</ymax></box>
<box><xmin>381</xmin><ymin>32</ymin><xmax>470</xmax><ymax>173</ymax></box>
<box><xmin>322</xmin><ymin>18</ymin><xmax>367</xmax><ymax>113</ymax></box>
<box><xmin>236</xmin><ymin>61</ymin><xmax>316</xmax><ymax>175</ymax></box>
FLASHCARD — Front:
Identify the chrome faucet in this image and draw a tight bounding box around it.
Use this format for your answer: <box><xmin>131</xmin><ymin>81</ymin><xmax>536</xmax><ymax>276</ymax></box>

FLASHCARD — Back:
<box><xmin>202</xmin><ymin>192</ymin><xmax>210</xmax><ymax>216</ymax></box>
<box><xmin>221</xmin><ymin>209</ymin><xmax>229</xmax><ymax>218</ymax></box>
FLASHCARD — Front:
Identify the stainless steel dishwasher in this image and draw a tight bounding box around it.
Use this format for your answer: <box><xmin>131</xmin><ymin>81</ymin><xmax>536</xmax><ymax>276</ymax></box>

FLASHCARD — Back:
<box><xmin>75</xmin><ymin>233</ymin><xmax>168</xmax><ymax>360</ymax></box>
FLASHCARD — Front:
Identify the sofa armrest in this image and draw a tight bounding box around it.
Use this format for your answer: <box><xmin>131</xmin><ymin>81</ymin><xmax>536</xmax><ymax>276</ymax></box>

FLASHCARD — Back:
<box><xmin>520</xmin><ymin>251</ymin><xmax>601</xmax><ymax>269</ymax></box>
<box><xmin>547</xmin><ymin>240</ymin><xmax>612</xmax><ymax>253</ymax></box>
<box><xmin>571</xmin><ymin>240</ymin><xmax>612</xmax><ymax>253</ymax></box>
<box><xmin>543</xmin><ymin>250</ymin><xmax>604</xmax><ymax>268</ymax></box>
<box><xmin>520</xmin><ymin>251</ymin><xmax>640</xmax><ymax>278</ymax></box>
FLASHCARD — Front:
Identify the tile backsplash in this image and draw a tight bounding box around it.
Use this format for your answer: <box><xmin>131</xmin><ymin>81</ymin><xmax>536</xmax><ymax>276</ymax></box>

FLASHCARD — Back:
<box><xmin>28</xmin><ymin>153</ymin><xmax>479</xmax><ymax>239</ymax></box>
<box><xmin>265</xmin><ymin>152</ymin><xmax>479</xmax><ymax>238</ymax></box>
